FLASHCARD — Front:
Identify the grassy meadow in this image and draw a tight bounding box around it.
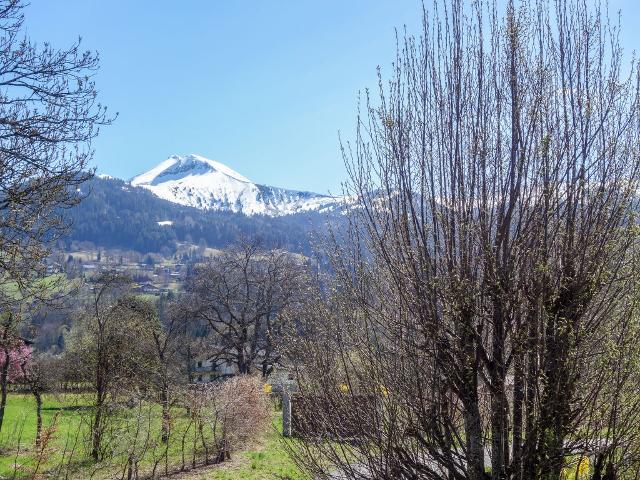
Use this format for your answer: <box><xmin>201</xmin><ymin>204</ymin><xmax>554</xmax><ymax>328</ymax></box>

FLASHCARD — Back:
<box><xmin>0</xmin><ymin>393</ymin><xmax>304</xmax><ymax>479</ymax></box>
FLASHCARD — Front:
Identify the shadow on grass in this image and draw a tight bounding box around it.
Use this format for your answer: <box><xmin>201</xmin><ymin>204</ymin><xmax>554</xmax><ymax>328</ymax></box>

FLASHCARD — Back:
<box><xmin>41</xmin><ymin>405</ymin><xmax>92</xmax><ymax>412</ymax></box>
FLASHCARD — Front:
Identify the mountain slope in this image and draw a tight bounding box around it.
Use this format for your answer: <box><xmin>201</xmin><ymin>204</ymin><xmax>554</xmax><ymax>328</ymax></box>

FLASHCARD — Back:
<box><xmin>64</xmin><ymin>176</ymin><xmax>340</xmax><ymax>255</ymax></box>
<box><xmin>130</xmin><ymin>154</ymin><xmax>340</xmax><ymax>216</ymax></box>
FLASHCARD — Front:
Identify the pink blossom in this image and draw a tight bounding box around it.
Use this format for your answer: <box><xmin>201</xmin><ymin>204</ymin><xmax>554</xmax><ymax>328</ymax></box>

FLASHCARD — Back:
<box><xmin>0</xmin><ymin>342</ymin><xmax>32</xmax><ymax>383</ymax></box>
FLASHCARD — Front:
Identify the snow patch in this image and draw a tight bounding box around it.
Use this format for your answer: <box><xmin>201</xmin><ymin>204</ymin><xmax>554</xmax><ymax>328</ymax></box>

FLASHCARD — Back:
<box><xmin>130</xmin><ymin>154</ymin><xmax>342</xmax><ymax>217</ymax></box>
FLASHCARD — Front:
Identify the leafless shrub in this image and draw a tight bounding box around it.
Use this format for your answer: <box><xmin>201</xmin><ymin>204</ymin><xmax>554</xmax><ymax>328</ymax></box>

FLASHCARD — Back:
<box><xmin>212</xmin><ymin>375</ymin><xmax>271</xmax><ymax>460</ymax></box>
<box><xmin>29</xmin><ymin>413</ymin><xmax>59</xmax><ymax>479</ymax></box>
<box><xmin>108</xmin><ymin>376</ymin><xmax>269</xmax><ymax>478</ymax></box>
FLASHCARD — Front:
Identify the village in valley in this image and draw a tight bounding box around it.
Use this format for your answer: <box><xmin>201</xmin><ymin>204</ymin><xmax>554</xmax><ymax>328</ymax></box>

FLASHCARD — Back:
<box><xmin>54</xmin><ymin>245</ymin><xmax>192</xmax><ymax>296</ymax></box>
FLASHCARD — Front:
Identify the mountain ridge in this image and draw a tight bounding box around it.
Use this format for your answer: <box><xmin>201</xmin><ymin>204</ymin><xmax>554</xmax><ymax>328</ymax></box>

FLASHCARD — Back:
<box><xmin>128</xmin><ymin>154</ymin><xmax>341</xmax><ymax>216</ymax></box>
<box><xmin>64</xmin><ymin>175</ymin><xmax>340</xmax><ymax>255</ymax></box>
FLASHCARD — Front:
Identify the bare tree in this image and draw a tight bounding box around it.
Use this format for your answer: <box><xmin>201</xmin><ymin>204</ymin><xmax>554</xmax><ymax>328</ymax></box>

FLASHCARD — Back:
<box><xmin>287</xmin><ymin>1</ymin><xmax>640</xmax><ymax>479</ymax></box>
<box><xmin>150</xmin><ymin>297</ymin><xmax>190</xmax><ymax>444</ymax></box>
<box><xmin>0</xmin><ymin>0</ymin><xmax>109</xmax><ymax>436</ymax></box>
<box><xmin>0</xmin><ymin>0</ymin><xmax>111</xmax><ymax>294</ymax></box>
<box><xmin>64</xmin><ymin>274</ymin><xmax>157</xmax><ymax>461</ymax></box>
<box><xmin>187</xmin><ymin>239</ymin><xmax>308</xmax><ymax>377</ymax></box>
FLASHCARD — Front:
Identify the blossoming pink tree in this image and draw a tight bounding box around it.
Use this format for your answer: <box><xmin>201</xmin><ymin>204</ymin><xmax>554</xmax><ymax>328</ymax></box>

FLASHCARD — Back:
<box><xmin>0</xmin><ymin>336</ymin><xmax>33</xmax><ymax>433</ymax></box>
<box><xmin>0</xmin><ymin>342</ymin><xmax>33</xmax><ymax>383</ymax></box>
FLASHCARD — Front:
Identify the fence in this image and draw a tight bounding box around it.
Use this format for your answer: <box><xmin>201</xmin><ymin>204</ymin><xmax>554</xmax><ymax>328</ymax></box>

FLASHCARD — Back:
<box><xmin>7</xmin><ymin>382</ymin><xmax>92</xmax><ymax>393</ymax></box>
<box><xmin>285</xmin><ymin>393</ymin><xmax>378</xmax><ymax>440</ymax></box>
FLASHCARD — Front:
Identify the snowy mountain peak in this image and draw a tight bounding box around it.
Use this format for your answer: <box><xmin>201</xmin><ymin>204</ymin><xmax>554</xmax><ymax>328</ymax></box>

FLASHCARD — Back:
<box><xmin>131</xmin><ymin>154</ymin><xmax>251</xmax><ymax>186</ymax></box>
<box><xmin>129</xmin><ymin>154</ymin><xmax>340</xmax><ymax>217</ymax></box>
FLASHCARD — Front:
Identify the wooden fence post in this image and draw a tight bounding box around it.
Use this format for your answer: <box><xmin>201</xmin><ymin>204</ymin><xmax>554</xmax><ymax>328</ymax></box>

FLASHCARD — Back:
<box><xmin>282</xmin><ymin>391</ymin><xmax>292</xmax><ymax>437</ymax></box>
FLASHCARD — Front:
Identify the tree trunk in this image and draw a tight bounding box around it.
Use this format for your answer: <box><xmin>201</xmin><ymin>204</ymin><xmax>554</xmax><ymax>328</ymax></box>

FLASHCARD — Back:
<box><xmin>511</xmin><ymin>346</ymin><xmax>525</xmax><ymax>480</ymax></box>
<box><xmin>537</xmin><ymin>315</ymin><xmax>571</xmax><ymax>480</ymax></box>
<box><xmin>34</xmin><ymin>390</ymin><xmax>43</xmax><ymax>447</ymax></box>
<box><xmin>237</xmin><ymin>345</ymin><xmax>249</xmax><ymax>374</ymax></box>
<box><xmin>490</xmin><ymin>307</ymin><xmax>508</xmax><ymax>480</ymax></box>
<box><xmin>0</xmin><ymin>345</ymin><xmax>9</xmax><ymax>434</ymax></box>
<box><xmin>92</xmin><ymin>370</ymin><xmax>106</xmax><ymax>462</ymax></box>
<box><xmin>522</xmin><ymin>303</ymin><xmax>541</xmax><ymax>479</ymax></box>
<box><xmin>91</xmin><ymin>400</ymin><xmax>103</xmax><ymax>461</ymax></box>
<box><xmin>161</xmin><ymin>380</ymin><xmax>170</xmax><ymax>443</ymax></box>
<box><xmin>459</xmin><ymin>315</ymin><xmax>485</xmax><ymax>480</ymax></box>
<box><xmin>464</xmin><ymin>402</ymin><xmax>485</xmax><ymax>480</ymax></box>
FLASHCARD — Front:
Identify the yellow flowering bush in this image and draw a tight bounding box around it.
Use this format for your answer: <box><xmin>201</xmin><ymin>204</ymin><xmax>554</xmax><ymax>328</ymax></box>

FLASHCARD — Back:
<box><xmin>560</xmin><ymin>456</ymin><xmax>590</xmax><ymax>480</ymax></box>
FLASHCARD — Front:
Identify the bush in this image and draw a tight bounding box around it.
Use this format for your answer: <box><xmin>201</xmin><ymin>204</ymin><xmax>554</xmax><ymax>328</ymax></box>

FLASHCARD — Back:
<box><xmin>213</xmin><ymin>376</ymin><xmax>272</xmax><ymax>461</ymax></box>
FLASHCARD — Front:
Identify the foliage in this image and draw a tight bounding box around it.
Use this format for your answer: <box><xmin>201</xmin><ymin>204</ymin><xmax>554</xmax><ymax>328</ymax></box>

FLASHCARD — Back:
<box><xmin>0</xmin><ymin>338</ymin><xmax>31</xmax><ymax>383</ymax></box>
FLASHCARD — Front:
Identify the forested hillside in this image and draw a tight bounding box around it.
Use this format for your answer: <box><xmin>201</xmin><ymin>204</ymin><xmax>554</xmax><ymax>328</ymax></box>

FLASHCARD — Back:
<box><xmin>63</xmin><ymin>176</ymin><xmax>335</xmax><ymax>254</ymax></box>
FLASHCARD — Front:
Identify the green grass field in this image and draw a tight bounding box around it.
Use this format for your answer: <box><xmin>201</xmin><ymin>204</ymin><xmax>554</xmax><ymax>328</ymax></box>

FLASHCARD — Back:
<box><xmin>0</xmin><ymin>393</ymin><xmax>305</xmax><ymax>479</ymax></box>
<box><xmin>0</xmin><ymin>273</ymin><xmax>77</xmax><ymax>301</ymax></box>
<box><xmin>0</xmin><ymin>393</ymin><xmax>90</xmax><ymax>478</ymax></box>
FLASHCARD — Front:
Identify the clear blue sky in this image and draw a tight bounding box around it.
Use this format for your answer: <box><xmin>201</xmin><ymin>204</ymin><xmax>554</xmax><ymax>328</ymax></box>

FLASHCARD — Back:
<box><xmin>23</xmin><ymin>1</ymin><xmax>639</xmax><ymax>194</ymax></box>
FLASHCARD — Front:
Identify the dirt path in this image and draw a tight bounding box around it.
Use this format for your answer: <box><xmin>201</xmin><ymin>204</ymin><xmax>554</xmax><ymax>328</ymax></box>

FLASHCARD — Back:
<box><xmin>157</xmin><ymin>455</ymin><xmax>249</xmax><ymax>480</ymax></box>
<box><xmin>154</xmin><ymin>420</ymin><xmax>303</xmax><ymax>479</ymax></box>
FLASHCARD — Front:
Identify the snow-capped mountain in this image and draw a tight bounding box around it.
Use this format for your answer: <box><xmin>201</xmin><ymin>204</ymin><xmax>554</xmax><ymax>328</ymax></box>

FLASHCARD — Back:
<box><xmin>130</xmin><ymin>154</ymin><xmax>340</xmax><ymax>217</ymax></box>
